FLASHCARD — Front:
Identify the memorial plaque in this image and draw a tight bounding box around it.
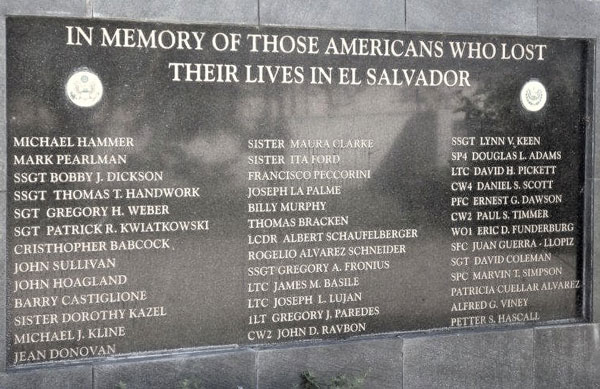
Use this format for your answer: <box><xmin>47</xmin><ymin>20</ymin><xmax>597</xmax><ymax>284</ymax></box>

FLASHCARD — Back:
<box><xmin>5</xmin><ymin>16</ymin><xmax>593</xmax><ymax>366</ymax></box>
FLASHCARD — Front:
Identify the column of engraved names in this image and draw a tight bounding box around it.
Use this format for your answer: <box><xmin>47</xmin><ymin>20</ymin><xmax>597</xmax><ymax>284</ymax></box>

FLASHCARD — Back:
<box><xmin>246</xmin><ymin>138</ymin><xmax>413</xmax><ymax>342</ymax></box>
<box><xmin>9</xmin><ymin>135</ymin><xmax>208</xmax><ymax>364</ymax></box>
<box><xmin>448</xmin><ymin>135</ymin><xmax>580</xmax><ymax>328</ymax></box>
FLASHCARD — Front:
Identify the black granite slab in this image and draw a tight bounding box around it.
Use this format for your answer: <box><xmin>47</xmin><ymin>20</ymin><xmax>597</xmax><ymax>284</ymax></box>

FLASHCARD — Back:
<box><xmin>4</xmin><ymin>16</ymin><xmax>593</xmax><ymax>366</ymax></box>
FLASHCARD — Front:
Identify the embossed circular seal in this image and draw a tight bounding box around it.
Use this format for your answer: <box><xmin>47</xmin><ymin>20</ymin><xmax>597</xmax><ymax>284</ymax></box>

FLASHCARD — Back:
<box><xmin>520</xmin><ymin>79</ymin><xmax>547</xmax><ymax>112</ymax></box>
<box><xmin>65</xmin><ymin>70</ymin><xmax>103</xmax><ymax>107</ymax></box>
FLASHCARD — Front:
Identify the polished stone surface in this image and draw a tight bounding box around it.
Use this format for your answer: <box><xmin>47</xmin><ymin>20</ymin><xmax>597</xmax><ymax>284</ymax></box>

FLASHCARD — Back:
<box><xmin>595</xmin><ymin>41</ymin><xmax>600</xmax><ymax>181</ymax></box>
<box><xmin>0</xmin><ymin>192</ymin><xmax>6</xmax><ymax>370</ymax></box>
<box><xmin>0</xmin><ymin>1</ymin><xmax>599</xmax><ymax>388</ymax></box>
<box><xmin>5</xmin><ymin>16</ymin><xmax>591</xmax><ymax>366</ymax></box>
<box><xmin>93</xmin><ymin>0</ymin><xmax>257</xmax><ymax>24</ymax></box>
<box><xmin>0</xmin><ymin>17</ymin><xmax>5</xmax><ymax>193</ymax></box>
<box><xmin>257</xmin><ymin>338</ymin><xmax>402</xmax><ymax>388</ymax></box>
<box><xmin>0</xmin><ymin>365</ymin><xmax>93</xmax><ymax>389</ymax></box>
<box><xmin>406</xmin><ymin>0</ymin><xmax>537</xmax><ymax>35</ymax></box>
<box><xmin>594</xmin><ymin>179</ymin><xmax>600</xmax><ymax>322</ymax></box>
<box><xmin>93</xmin><ymin>350</ymin><xmax>256</xmax><ymax>389</ymax></box>
<box><xmin>539</xmin><ymin>0</ymin><xmax>600</xmax><ymax>38</ymax></box>
<box><xmin>403</xmin><ymin>329</ymin><xmax>534</xmax><ymax>389</ymax></box>
<box><xmin>4</xmin><ymin>0</ymin><xmax>88</xmax><ymax>17</ymax></box>
<box><xmin>260</xmin><ymin>0</ymin><xmax>404</xmax><ymax>30</ymax></box>
<box><xmin>535</xmin><ymin>324</ymin><xmax>600</xmax><ymax>387</ymax></box>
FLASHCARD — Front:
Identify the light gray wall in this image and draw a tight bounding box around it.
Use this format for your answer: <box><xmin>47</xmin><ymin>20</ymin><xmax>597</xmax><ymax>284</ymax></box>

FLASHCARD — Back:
<box><xmin>1</xmin><ymin>1</ymin><xmax>599</xmax><ymax>388</ymax></box>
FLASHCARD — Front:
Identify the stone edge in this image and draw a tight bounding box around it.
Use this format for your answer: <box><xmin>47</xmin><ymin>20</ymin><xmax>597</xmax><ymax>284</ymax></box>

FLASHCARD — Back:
<box><xmin>0</xmin><ymin>1</ymin><xmax>598</xmax><ymax>387</ymax></box>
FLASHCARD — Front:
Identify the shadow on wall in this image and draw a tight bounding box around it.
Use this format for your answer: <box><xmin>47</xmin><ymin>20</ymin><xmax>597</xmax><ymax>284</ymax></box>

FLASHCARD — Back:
<box><xmin>373</xmin><ymin>108</ymin><xmax>441</xmax><ymax>219</ymax></box>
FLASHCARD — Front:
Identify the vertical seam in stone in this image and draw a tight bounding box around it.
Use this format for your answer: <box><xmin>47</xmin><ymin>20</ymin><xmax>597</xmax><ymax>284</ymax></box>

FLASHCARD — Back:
<box><xmin>532</xmin><ymin>329</ymin><xmax>537</xmax><ymax>389</ymax></box>
<box><xmin>257</xmin><ymin>0</ymin><xmax>261</xmax><ymax>27</ymax></box>
<box><xmin>536</xmin><ymin>0</ymin><xmax>540</xmax><ymax>36</ymax></box>
<box><xmin>403</xmin><ymin>0</ymin><xmax>407</xmax><ymax>30</ymax></box>
<box><xmin>401</xmin><ymin>340</ymin><xmax>406</xmax><ymax>389</ymax></box>
<box><xmin>255</xmin><ymin>349</ymin><xmax>260</xmax><ymax>389</ymax></box>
